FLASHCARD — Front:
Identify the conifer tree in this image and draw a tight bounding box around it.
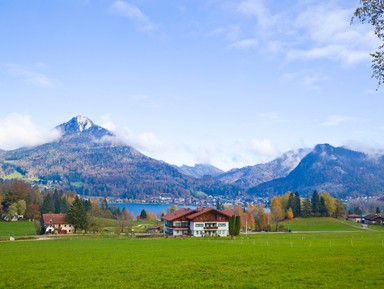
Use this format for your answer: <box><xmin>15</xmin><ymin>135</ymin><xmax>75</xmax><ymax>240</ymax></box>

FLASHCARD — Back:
<box><xmin>311</xmin><ymin>191</ymin><xmax>320</xmax><ymax>216</ymax></box>
<box><xmin>319</xmin><ymin>196</ymin><xmax>327</xmax><ymax>217</ymax></box>
<box><xmin>140</xmin><ymin>209</ymin><xmax>147</xmax><ymax>220</ymax></box>
<box><xmin>287</xmin><ymin>192</ymin><xmax>297</xmax><ymax>217</ymax></box>
<box><xmin>294</xmin><ymin>192</ymin><xmax>301</xmax><ymax>217</ymax></box>
<box><xmin>67</xmin><ymin>196</ymin><xmax>88</xmax><ymax>233</ymax></box>
<box><xmin>41</xmin><ymin>193</ymin><xmax>55</xmax><ymax>214</ymax></box>
<box><xmin>302</xmin><ymin>195</ymin><xmax>312</xmax><ymax>218</ymax></box>
<box><xmin>235</xmin><ymin>215</ymin><xmax>241</xmax><ymax>236</ymax></box>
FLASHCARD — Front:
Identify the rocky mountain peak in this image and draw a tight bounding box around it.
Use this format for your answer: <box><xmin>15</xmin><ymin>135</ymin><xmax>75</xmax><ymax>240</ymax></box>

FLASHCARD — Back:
<box><xmin>56</xmin><ymin>116</ymin><xmax>99</xmax><ymax>137</ymax></box>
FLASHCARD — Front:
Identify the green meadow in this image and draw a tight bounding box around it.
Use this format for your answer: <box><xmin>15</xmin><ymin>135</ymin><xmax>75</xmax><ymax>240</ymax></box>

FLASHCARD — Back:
<box><xmin>0</xmin><ymin>221</ymin><xmax>383</xmax><ymax>288</ymax></box>
<box><xmin>0</xmin><ymin>221</ymin><xmax>36</xmax><ymax>237</ymax></box>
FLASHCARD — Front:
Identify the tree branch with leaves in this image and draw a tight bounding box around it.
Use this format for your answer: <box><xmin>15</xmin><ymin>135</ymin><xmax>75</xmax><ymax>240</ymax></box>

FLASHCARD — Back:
<box><xmin>353</xmin><ymin>0</ymin><xmax>384</xmax><ymax>88</ymax></box>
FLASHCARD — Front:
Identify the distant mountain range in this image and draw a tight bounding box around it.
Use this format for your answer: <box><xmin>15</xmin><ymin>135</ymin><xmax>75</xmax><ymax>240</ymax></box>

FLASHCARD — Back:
<box><xmin>0</xmin><ymin>116</ymin><xmax>383</xmax><ymax>199</ymax></box>
<box><xmin>217</xmin><ymin>148</ymin><xmax>310</xmax><ymax>188</ymax></box>
<box><xmin>247</xmin><ymin>144</ymin><xmax>384</xmax><ymax>198</ymax></box>
<box><xmin>0</xmin><ymin>116</ymin><xmax>238</xmax><ymax>198</ymax></box>
<box><xmin>178</xmin><ymin>164</ymin><xmax>224</xmax><ymax>178</ymax></box>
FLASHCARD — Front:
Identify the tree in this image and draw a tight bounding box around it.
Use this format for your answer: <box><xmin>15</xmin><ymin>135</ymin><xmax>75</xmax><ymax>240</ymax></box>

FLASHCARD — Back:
<box><xmin>319</xmin><ymin>196</ymin><xmax>327</xmax><ymax>217</ymax></box>
<box><xmin>320</xmin><ymin>192</ymin><xmax>336</xmax><ymax>217</ymax></box>
<box><xmin>16</xmin><ymin>200</ymin><xmax>26</xmax><ymax>216</ymax></box>
<box><xmin>229</xmin><ymin>215</ymin><xmax>236</xmax><ymax>236</ymax></box>
<box><xmin>41</xmin><ymin>193</ymin><xmax>54</xmax><ymax>214</ymax></box>
<box><xmin>140</xmin><ymin>209</ymin><xmax>147</xmax><ymax>220</ymax></box>
<box><xmin>270</xmin><ymin>197</ymin><xmax>285</xmax><ymax>231</ymax></box>
<box><xmin>287</xmin><ymin>192</ymin><xmax>296</xmax><ymax>216</ymax></box>
<box><xmin>6</xmin><ymin>203</ymin><xmax>17</xmax><ymax>221</ymax></box>
<box><xmin>335</xmin><ymin>198</ymin><xmax>346</xmax><ymax>218</ymax></box>
<box><xmin>311</xmin><ymin>191</ymin><xmax>320</xmax><ymax>216</ymax></box>
<box><xmin>294</xmin><ymin>192</ymin><xmax>301</xmax><ymax>217</ymax></box>
<box><xmin>286</xmin><ymin>208</ymin><xmax>294</xmax><ymax>220</ymax></box>
<box><xmin>67</xmin><ymin>196</ymin><xmax>88</xmax><ymax>233</ymax></box>
<box><xmin>59</xmin><ymin>196</ymin><xmax>70</xmax><ymax>213</ymax></box>
<box><xmin>235</xmin><ymin>215</ymin><xmax>241</xmax><ymax>236</ymax></box>
<box><xmin>254</xmin><ymin>205</ymin><xmax>266</xmax><ymax>232</ymax></box>
<box><xmin>302</xmin><ymin>195</ymin><xmax>312</xmax><ymax>218</ymax></box>
<box><xmin>353</xmin><ymin>0</ymin><xmax>384</xmax><ymax>88</ymax></box>
<box><xmin>167</xmin><ymin>205</ymin><xmax>178</xmax><ymax>214</ymax></box>
<box><xmin>216</xmin><ymin>199</ymin><xmax>224</xmax><ymax>210</ymax></box>
<box><xmin>376</xmin><ymin>206</ymin><xmax>381</xmax><ymax>214</ymax></box>
<box><xmin>52</xmin><ymin>190</ymin><xmax>61</xmax><ymax>213</ymax></box>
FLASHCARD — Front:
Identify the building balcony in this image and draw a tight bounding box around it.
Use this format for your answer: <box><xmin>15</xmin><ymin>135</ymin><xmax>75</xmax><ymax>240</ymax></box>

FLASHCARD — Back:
<box><xmin>166</xmin><ymin>225</ymin><xmax>189</xmax><ymax>229</ymax></box>
<box><xmin>204</xmin><ymin>226</ymin><xmax>218</xmax><ymax>230</ymax></box>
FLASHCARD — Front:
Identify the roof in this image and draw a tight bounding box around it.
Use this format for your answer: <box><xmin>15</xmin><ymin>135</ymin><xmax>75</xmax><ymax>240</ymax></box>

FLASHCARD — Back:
<box><xmin>185</xmin><ymin>208</ymin><xmax>212</xmax><ymax>220</ymax></box>
<box><xmin>42</xmin><ymin>214</ymin><xmax>69</xmax><ymax>225</ymax></box>
<box><xmin>161</xmin><ymin>207</ymin><xmax>234</xmax><ymax>222</ymax></box>
<box><xmin>347</xmin><ymin>214</ymin><xmax>361</xmax><ymax>218</ymax></box>
<box><xmin>364</xmin><ymin>214</ymin><xmax>384</xmax><ymax>221</ymax></box>
<box><xmin>161</xmin><ymin>208</ymin><xmax>195</xmax><ymax>221</ymax></box>
<box><xmin>186</xmin><ymin>208</ymin><xmax>234</xmax><ymax>219</ymax></box>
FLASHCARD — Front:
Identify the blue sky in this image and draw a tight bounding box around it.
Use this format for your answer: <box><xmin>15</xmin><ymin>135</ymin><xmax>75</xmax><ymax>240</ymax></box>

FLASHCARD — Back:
<box><xmin>0</xmin><ymin>0</ymin><xmax>382</xmax><ymax>171</ymax></box>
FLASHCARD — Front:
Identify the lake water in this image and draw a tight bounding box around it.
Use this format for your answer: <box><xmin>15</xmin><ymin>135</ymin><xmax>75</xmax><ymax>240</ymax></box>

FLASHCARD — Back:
<box><xmin>109</xmin><ymin>203</ymin><xmax>197</xmax><ymax>220</ymax></box>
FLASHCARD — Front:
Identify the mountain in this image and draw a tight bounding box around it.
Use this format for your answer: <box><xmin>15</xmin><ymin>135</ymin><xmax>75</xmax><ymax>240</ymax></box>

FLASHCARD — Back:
<box><xmin>0</xmin><ymin>116</ymin><xmax>239</xmax><ymax>198</ymax></box>
<box><xmin>179</xmin><ymin>163</ymin><xmax>224</xmax><ymax>178</ymax></box>
<box><xmin>0</xmin><ymin>116</ymin><xmax>191</xmax><ymax>198</ymax></box>
<box><xmin>218</xmin><ymin>148</ymin><xmax>310</xmax><ymax>189</ymax></box>
<box><xmin>248</xmin><ymin>144</ymin><xmax>384</xmax><ymax>198</ymax></box>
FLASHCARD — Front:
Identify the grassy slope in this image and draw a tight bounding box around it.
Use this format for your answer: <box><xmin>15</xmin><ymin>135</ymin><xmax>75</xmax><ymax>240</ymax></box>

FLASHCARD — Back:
<box><xmin>281</xmin><ymin>217</ymin><xmax>364</xmax><ymax>231</ymax></box>
<box><xmin>0</xmin><ymin>232</ymin><xmax>383</xmax><ymax>288</ymax></box>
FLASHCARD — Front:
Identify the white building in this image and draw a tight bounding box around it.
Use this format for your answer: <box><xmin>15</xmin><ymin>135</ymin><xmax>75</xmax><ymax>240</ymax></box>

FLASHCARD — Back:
<box><xmin>162</xmin><ymin>207</ymin><xmax>234</xmax><ymax>237</ymax></box>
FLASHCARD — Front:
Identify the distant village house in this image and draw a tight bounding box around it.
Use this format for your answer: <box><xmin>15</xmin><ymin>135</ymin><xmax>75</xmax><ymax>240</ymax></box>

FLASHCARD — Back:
<box><xmin>162</xmin><ymin>207</ymin><xmax>234</xmax><ymax>237</ymax></box>
<box><xmin>42</xmin><ymin>213</ymin><xmax>74</xmax><ymax>234</ymax></box>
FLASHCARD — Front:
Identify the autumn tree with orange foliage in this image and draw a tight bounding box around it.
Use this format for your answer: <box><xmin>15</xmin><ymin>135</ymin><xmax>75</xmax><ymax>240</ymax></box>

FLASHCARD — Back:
<box><xmin>270</xmin><ymin>197</ymin><xmax>285</xmax><ymax>231</ymax></box>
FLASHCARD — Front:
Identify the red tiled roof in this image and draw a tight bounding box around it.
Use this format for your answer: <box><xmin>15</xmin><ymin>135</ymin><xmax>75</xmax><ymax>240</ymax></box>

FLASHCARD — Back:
<box><xmin>42</xmin><ymin>214</ymin><xmax>69</xmax><ymax>225</ymax></box>
<box><xmin>185</xmin><ymin>207</ymin><xmax>213</xmax><ymax>219</ymax></box>
<box><xmin>161</xmin><ymin>208</ymin><xmax>196</xmax><ymax>221</ymax></box>
<box><xmin>161</xmin><ymin>207</ymin><xmax>234</xmax><ymax>221</ymax></box>
<box><xmin>186</xmin><ymin>208</ymin><xmax>234</xmax><ymax>219</ymax></box>
<box><xmin>347</xmin><ymin>214</ymin><xmax>361</xmax><ymax>218</ymax></box>
<box><xmin>220</xmin><ymin>210</ymin><xmax>235</xmax><ymax>217</ymax></box>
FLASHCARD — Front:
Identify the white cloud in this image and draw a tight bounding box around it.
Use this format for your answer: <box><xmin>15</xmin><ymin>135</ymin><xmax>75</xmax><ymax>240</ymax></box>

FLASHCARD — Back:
<box><xmin>282</xmin><ymin>70</ymin><xmax>328</xmax><ymax>89</ymax></box>
<box><xmin>286</xmin><ymin>3</ymin><xmax>378</xmax><ymax>66</ymax></box>
<box><xmin>319</xmin><ymin>115</ymin><xmax>364</xmax><ymax>127</ymax></box>
<box><xmin>228</xmin><ymin>38</ymin><xmax>258</xmax><ymax>50</ymax></box>
<box><xmin>100</xmin><ymin>114</ymin><xmax>116</xmax><ymax>131</ymax></box>
<box><xmin>0</xmin><ymin>114</ymin><xmax>61</xmax><ymax>150</ymax></box>
<box><xmin>97</xmin><ymin>116</ymin><xmax>163</xmax><ymax>154</ymax></box>
<box><xmin>249</xmin><ymin>139</ymin><xmax>279</xmax><ymax>157</ymax></box>
<box><xmin>110</xmin><ymin>0</ymin><xmax>158</xmax><ymax>31</ymax></box>
<box><xmin>237</xmin><ymin>0</ymin><xmax>273</xmax><ymax>28</ymax></box>
<box><xmin>5</xmin><ymin>63</ymin><xmax>60</xmax><ymax>88</ymax></box>
<box><xmin>225</xmin><ymin>1</ymin><xmax>378</xmax><ymax>66</ymax></box>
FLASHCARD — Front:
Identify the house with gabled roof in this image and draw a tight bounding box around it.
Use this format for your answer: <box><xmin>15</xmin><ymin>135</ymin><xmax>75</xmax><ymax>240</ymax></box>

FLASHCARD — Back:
<box><xmin>42</xmin><ymin>213</ymin><xmax>74</xmax><ymax>234</ymax></box>
<box><xmin>161</xmin><ymin>207</ymin><xmax>234</xmax><ymax>237</ymax></box>
<box><xmin>363</xmin><ymin>214</ymin><xmax>384</xmax><ymax>225</ymax></box>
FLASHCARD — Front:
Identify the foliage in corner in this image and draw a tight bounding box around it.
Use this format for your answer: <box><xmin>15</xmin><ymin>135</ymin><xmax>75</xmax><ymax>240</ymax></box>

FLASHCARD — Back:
<box><xmin>353</xmin><ymin>0</ymin><xmax>384</xmax><ymax>88</ymax></box>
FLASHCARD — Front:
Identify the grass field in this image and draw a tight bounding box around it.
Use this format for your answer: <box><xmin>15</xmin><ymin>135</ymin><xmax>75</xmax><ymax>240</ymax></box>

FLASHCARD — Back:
<box><xmin>281</xmin><ymin>217</ymin><xmax>365</xmax><ymax>231</ymax></box>
<box><xmin>1</xmin><ymin>219</ymin><xmax>383</xmax><ymax>288</ymax></box>
<box><xmin>0</xmin><ymin>221</ymin><xmax>37</xmax><ymax>237</ymax></box>
<box><xmin>1</xmin><ymin>231</ymin><xmax>383</xmax><ymax>288</ymax></box>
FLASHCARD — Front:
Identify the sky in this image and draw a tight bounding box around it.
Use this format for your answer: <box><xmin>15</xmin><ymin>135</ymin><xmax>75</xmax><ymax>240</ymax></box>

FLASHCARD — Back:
<box><xmin>0</xmin><ymin>0</ymin><xmax>383</xmax><ymax>171</ymax></box>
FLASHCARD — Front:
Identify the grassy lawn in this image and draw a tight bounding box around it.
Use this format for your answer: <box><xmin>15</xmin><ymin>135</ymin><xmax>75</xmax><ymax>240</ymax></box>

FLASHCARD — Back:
<box><xmin>281</xmin><ymin>217</ymin><xmax>365</xmax><ymax>231</ymax></box>
<box><xmin>0</xmin><ymin>231</ymin><xmax>383</xmax><ymax>288</ymax></box>
<box><xmin>0</xmin><ymin>221</ymin><xmax>37</xmax><ymax>237</ymax></box>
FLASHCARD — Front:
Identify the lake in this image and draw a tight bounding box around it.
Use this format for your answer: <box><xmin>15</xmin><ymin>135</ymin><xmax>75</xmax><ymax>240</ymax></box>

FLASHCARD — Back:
<box><xmin>108</xmin><ymin>203</ymin><xmax>197</xmax><ymax>220</ymax></box>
